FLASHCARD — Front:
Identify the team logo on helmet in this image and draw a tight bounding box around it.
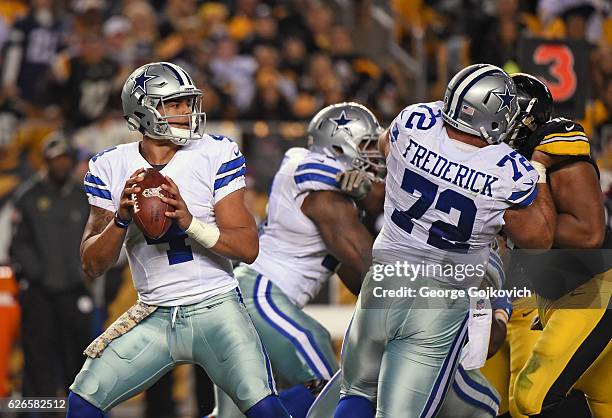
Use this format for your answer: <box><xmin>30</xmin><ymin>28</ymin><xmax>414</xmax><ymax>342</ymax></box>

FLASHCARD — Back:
<box><xmin>329</xmin><ymin>110</ymin><xmax>358</xmax><ymax>137</ymax></box>
<box><xmin>131</xmin><ymin>68</ymin><xmax>158</xmax><ymax>95</ymax></box>
<box><xmin>493</xmin><ymin>85</ymin><xmax>516</xmax><ymax>114</ymax></box>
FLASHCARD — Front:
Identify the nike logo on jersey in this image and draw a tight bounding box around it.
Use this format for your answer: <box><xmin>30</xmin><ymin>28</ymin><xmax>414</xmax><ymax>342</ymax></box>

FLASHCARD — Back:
<box><xmin>565</xmin><ymin>124</ymin><xmax>575</xmax><ymax>131</ymax></box>
<box><xmin>522</xmin><ymin>309</ymin><xmax>536</xmax><ymax>317</ymax></box>
<box><xmin>233</xmin><ymin>150</ymin><xmax>240</xmax><ymax>156</ymax></box>
<box><xmin>403</xmin><ymin>138</ymin><xmax>499</xmax><ymax>197</ymax></box>
<box><xmin>473</xmin><ymin>313</ymin><xmax>488</xmax><ymax>317</ymax></box>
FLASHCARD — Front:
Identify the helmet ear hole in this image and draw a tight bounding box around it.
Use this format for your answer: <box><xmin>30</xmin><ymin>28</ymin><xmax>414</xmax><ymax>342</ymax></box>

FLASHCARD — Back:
<box><xmin>332</xmin><ymin>145</ymin><xmax>344</xmax><ymax>155</ymax></box>
<box><xmin>491</xmin><ymin>122</ymin><xmax>499</xmax><ymax>130</ymax></box>
<box><xmin>125</xmin><ymin>115</ymin><xmax>140</xmax><ymax>131</ymax></box>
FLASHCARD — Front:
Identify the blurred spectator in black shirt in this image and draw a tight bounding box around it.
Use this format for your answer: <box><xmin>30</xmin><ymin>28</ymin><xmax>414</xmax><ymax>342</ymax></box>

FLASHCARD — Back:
<box><xmin>280</xmin><ymin>37</ymin><xmax>308</xmax><ymax>84</ymax></box>
<box><xmin>240</xmin><ymin>5</ymin><xmax>281</xmax><ymax>54</ymax></box>
<box><xmin>57</xmin><ymin>34</ymin><xmax>119</xmax><ymax>130</ymax></box>
<box><xmin>2</xmin><ymin>0</ymin><xmax>64</xmax><ymax>107</ymax></box>
<box><xmin>246</xmin><ymin>68</ymin><xmax>293</xmax><ymax>120</ymax></box>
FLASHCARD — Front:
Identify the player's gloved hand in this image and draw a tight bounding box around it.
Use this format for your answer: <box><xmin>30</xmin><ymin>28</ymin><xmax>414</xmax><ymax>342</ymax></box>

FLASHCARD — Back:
<box><xmin>161</xmin><ymin>175</ymin><xmax>193</xmax><ymax>230</ymax></box>
<box><xmin>336</xmin><ymin>169</ymin><xmax>372</xmax><ymax>200</ymax></box>
<box><xmin>119</xmin><ymin>168</ymin><xmax>146</xmax><ymax>221</ymax></box>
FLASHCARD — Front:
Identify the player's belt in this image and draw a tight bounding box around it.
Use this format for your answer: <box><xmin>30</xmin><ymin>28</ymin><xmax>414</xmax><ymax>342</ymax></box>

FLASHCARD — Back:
<box><xmin>84</xmin><ymin>301</ymin><xmax>157</xmax><ymax>358</ymax></box>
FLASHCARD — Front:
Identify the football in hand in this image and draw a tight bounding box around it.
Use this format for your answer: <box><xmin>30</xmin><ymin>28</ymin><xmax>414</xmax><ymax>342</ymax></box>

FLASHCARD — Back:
<box><xmin>132</xmin><ymin>168</ymin><xmax>174</xmax><ymax>239</ymax></box>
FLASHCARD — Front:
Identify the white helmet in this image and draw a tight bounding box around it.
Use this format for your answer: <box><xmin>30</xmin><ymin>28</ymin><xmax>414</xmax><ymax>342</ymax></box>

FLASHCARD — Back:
<box><xmin>121</xmin><ymin>62</ymin><xmax>206</xmax><ymax>145</ymax></box>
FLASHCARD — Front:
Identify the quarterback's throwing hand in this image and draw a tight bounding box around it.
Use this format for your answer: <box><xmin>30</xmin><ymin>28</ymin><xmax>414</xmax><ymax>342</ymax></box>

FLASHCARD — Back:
<box><xmin>119</xmin><ymin>168</ymin><xmax>146</xmax><ymax>221</ymax></box>
<box><xmin>336</xmin><ymin>169</ymin><xmax>372</xmax><ymax>200</ymax></box>
<box><xmin>161</xmin><ymin>176</ymin><xmax>193</xmax><ymax>230</ymax></box>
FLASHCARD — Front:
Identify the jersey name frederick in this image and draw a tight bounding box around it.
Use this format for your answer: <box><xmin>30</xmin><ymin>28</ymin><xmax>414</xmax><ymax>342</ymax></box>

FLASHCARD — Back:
<box><xmin>402</xmin><ymin>136</ymin><xmax>499</xmax><ymax>198</ymax></box>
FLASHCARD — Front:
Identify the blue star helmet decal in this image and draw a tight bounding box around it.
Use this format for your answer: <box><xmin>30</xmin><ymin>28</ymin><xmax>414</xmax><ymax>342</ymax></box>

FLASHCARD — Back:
<box><xmin>131</xmin><ymin>68</ymin><xmax>157</xmax><ymax>96</ymax></box>
<box><xmin>329</xmin><ymin>110</ymin><xmax>358</xmax><ymax>136</ymax></box>
<box><xmin>493</xmin><ymin>85</ymin><xmax>516</xmax><ymax>113</ymax></box>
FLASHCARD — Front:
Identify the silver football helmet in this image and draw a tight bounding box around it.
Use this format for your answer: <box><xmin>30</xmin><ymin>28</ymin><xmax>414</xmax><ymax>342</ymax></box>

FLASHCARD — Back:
<box><xmin>307</xmin><ymin>102</ymin><xmax>386</xmax><ymax>179</ymax></box>
<box><xmin>442</xmin><ymin>63</ymin><xmax>519</xmax><ymax>145</ymax></box>
<box><xmin>121</xmin><ymin>62</ymin><xmax>206</xmax><ymax>145</ymax></box>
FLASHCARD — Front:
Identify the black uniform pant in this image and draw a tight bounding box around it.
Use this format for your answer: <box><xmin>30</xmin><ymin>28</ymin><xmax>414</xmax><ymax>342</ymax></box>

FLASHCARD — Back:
<box><xmin>20</xmin><ymin>284</ymin><xmax>93</xmax><ymax>398</ymax></box>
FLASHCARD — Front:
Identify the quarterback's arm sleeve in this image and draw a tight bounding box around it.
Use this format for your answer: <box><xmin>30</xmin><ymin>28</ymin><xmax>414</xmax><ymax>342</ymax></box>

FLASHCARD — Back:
<box><xmin>293</xmin><ymin>158</ymin><xmax>342</xmax><ymax>194</ymax></box>
<box><xmin>214</xmin><ymin>141</ymin><xmax>246</xmax><ymax>204</ymax></box>
<box><xmin>84</xmin><ymin>158</ymin><xmax>115</xmax><ymax>211</ymax></box>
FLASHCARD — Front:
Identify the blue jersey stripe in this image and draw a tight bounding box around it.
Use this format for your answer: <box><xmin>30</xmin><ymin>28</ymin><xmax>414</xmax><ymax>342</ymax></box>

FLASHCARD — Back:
<box><xmin>294</xmin><ymin>173</ymin><xmax>339</xmax><ymax>187</ymax></box>
<box><xmin>217</xmin><ymin>156</ymin><xmax>246</xmax><ymax>175</ymax></box>
<box><xmin>457</xmin><ymin>365</ymin><xmax>500</xmax><ymax>405</ymax></box>
<box><xmin>214</xmin><ymin>166</ymin><xmax>246</xmax><ymax>190</ymax></box>
<box><xmin>84</xmin><ymin>172</ymin><xmax>107</xmax><ymax>187</ymax></box>
<box><xmin>420</xmin><ymin>313</ymin><xmax>468</xmax><ymax>418</ymax></box>
<box><xmin>510</xmin><ymin>186</ymin><xmax>538</xmax><ymax>206</ymax></box>
<box><xmin>452</xmin><ymin>381</ymin><xmax>498</xmax><ymax>417</ymax></box>
<box><xmin>85</xmin><ymin>185</ymin><xmax>112</xmax><ymax>200</ymax></box>
<box><xmin>296</xmin><ymin>163</ymin><xmax>341</xmax><ymax>175</ymax></box>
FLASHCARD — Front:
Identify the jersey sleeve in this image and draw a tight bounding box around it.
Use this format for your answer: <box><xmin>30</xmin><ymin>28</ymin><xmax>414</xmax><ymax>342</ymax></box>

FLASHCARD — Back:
<box><xmin>293</xmin><ymin>153</ymin><xmax>342</xmax><ymax>194</ymax></box>
<box><xmin>534</xmin><ymin>119</ymin><xmax>590</xmax><ymax>157</ymax></box>
<box><xmin>213</xmin><ymin>140</ymin><xmax>246</xmax><ymax>204</ymax></box>
<box><xmin>498</xmin><ymin>152</ymin><xmax>539</xmax><ymax>207</ymax></box>
<box><xmin>84</xmin><ymin>155</ymin><xmax>115</xmax><ymax>211</ymax></box>
<box><xmin>491</xmin><ymin>296</ymin><xmax>513</xmax><ymax>322</ymax></box>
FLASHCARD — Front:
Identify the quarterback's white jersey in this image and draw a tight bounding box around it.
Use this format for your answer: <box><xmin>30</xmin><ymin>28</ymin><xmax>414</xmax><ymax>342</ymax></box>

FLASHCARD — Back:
<box><xmin>374</xmin><ymin>101</ymin><xmax>538</xmax><ymax>286</ymax></box>
<box><xmin>250</xmin><ymin>147</ymin><xmax>347</xmax><ymax>308</ymax></box>
<box><xmin>84</xmin><ymin>134</ymin><xmax>246</xmax><ymax>306</ymax></box>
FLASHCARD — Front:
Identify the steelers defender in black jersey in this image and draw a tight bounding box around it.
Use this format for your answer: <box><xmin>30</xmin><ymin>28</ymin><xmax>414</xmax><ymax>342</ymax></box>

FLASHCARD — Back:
<box><xmin>507</xmin><ymin>73</ymin><xmax>612</xmax><ymax>418</ymax></box>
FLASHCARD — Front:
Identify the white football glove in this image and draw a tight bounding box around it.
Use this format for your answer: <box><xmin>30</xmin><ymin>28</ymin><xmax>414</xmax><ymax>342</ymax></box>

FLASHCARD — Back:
<box><xmin>336</xmin><ymin>169</ymin><xmax>373</xmax><ymax>200</ymax></box>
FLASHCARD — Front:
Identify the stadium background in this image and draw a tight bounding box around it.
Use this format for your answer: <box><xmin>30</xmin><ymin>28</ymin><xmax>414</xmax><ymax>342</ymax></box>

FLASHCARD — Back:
<box><xmin>0</xmin><ymin>0</ymin><xmax>610</xmax><ymax>417</ymax></box>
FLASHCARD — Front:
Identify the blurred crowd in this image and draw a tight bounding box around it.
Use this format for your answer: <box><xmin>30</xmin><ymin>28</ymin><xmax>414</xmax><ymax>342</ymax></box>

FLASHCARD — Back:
<box><xmin>0</xmin><ymin>0</ymin><xmax>610</xmax><ymax>197</ymax></box>
<box><xmin>0</xmin><ymin>0</ymin><xmax>611</xmax><ymax>413</ymax></box>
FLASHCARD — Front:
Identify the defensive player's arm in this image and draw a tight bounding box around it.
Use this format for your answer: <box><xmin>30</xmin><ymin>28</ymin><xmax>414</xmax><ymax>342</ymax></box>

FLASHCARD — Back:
<box><xmin>503</xmin><ymin>182</ymin><xmax>556</xmax><ymax>249</ymax></box>
<box><xmin>503</xmin><ymin>150</ymin><xmax>558</xmax><ymax>249</ymax></box>
<box><xmin>548</xmin><ymin>160</ymin><xmax>605</xmax><ymax>248</ymax></box>
<box><xmin>80</xmin><ymin>206</ymin><xmax>128</xmax><ymax>280</ymax></box>
<box><xmin>211</xmin><ymin>188</ymin><xmax>259</xmax><ymax>263</ymax></box>
<box><xmin>302</xmin><ymin>190</ymin><xmax>373</xmax><ymax>295</ymax></box>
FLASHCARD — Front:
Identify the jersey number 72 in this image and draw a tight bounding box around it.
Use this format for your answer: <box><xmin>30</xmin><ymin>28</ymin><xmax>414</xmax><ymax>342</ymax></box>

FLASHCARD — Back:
<box><xmin>391</xmin><ymin>168</ymin><xmax>477</xmax><ymax>251</ymax></box>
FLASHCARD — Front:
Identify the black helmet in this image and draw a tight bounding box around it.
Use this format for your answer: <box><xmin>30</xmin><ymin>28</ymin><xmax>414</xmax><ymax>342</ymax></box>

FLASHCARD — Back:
<box><xmin>508</xmin><ymin>73</ymin><xmax>553</xmax><ymax>148</ymax></box>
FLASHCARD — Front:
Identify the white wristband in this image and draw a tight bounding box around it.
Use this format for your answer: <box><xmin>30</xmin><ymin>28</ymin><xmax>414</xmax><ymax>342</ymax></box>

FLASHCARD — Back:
<box><xmin>185</xmin><ymin>217</ymin><xmax>220</xmax><ymax>249</ymax></box>
<box><xmin>530</xmin><ymin>160</ymin><xmax>547</xmax><ymax>183</ymax></box>
<box><xmin>494</xmin><ymin>309</ymin><xmax>509</xmax><ymax>325</ymax></box>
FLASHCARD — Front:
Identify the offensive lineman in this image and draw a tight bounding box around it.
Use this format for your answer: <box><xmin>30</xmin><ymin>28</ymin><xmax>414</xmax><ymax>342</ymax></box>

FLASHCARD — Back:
<box><xmin>66</xmin><ymin>62</ymin><xmax>289</xmax><ymax>418</ymax></box>
<box><xmin>214</xmin><ymin>102</ymin><xmax>386</xmax><ymax>418</ymax></box>
<box><xmin>334</xmin><ymin>64</ymin><xmax>557</xmax><ymax>417</ymax></box>
<box><xmin>305</xmin><ymin>247</ymin><xmax>513</xmax><ymax>418</ymax></box>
